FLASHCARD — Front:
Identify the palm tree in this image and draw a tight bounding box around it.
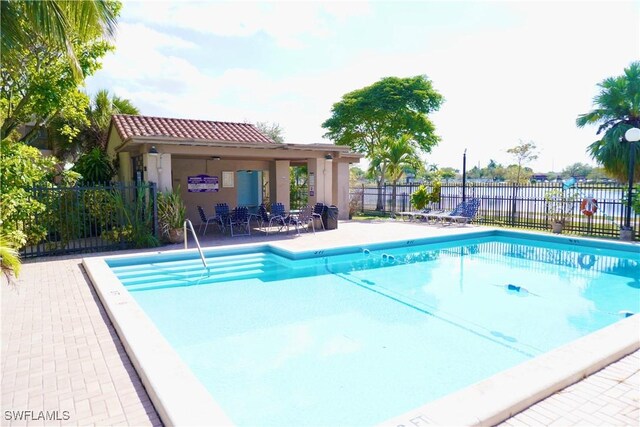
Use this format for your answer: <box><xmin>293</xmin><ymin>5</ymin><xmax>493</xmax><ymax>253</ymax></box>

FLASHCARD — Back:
<box><xmin>83</xmin><ymin>90</ymin><xmax>140</xmax><ymax>151</ymax></box>
<box><xmin>369</xmin><ymin>135</ymin><xmax>420</xmax><ymax>213</ymax></box>
<box><xmin>577</xmin><ymin>61</ymin><xmax>640</xmax><ymax>182</ymax></box>
<box><xmin>1</xmin><ymin>0</ymin><xmax>117</xmax><ymax>80</ymax></box>
<box><xmin>49</xmin><ymin>90</ymin><xmax>139</xmax><ymax>161</ymax></box>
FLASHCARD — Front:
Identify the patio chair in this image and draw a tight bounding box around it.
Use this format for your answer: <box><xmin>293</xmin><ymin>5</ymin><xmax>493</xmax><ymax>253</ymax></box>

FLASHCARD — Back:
<box><xmin>266</xmin><ymin>202</ymin><xmax>288</xmax><ymax>234</ymax></box>
<box><xmin>253</xmin><ymin>204</ymin><xmax>269</xmax><ymax>232</ymax></box>
<box><xmin>441</xmin><ymin>198</ymin><xmax>481</xmax><ymax>225</ymax></box>
<box><xmin>286</xmin><ymin>205</ymin><xmax>316</xmax><ymax>234</ymax></box>
<box><xmin>214</xmin><ymin>203</ymin><xmax>230</xmax><ymax>232</ymax></box>
<box><xmin>228</xmin><ymin>206</ymin><xmax>251</xmax><ymax>236</ymax></box>
<box><xmin>196</xmin><ymin>205</ymin><xmax>217</xmax><ymax>236</ymax></box>
<box><xmin>424</xmin><ymin>202</ymin><xmax>466</xmax><ymax>223</ymax></box>
<box><xmin>312</xmin><ymin>203</ymin><xmax>326</xmax><ymax>230</ymax></box>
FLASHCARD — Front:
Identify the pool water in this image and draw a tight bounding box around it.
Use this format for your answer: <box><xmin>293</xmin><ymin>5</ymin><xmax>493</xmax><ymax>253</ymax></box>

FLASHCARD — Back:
<box><xmin>107</xmin><ymin>236</ymin><xmax>639</xmax><ymax>426</ymax></box>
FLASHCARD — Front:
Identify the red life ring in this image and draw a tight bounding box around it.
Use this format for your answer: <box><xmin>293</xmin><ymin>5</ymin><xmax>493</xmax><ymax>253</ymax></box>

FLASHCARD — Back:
<box><xmin>580</xmin><ymin>198</ymin><xmax>598</xmax><ymax>216</ymax></box>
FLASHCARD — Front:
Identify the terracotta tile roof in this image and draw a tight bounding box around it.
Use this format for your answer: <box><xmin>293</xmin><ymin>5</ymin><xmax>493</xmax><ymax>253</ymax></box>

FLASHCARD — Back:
<box><xmin>111</xmin><ymin>114</ymin><xmax>275</xmax><ymax>144</ymax></box>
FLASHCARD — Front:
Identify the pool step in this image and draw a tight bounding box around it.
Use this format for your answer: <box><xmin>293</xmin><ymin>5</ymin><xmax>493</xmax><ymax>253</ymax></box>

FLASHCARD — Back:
<box><xmin>118</xmin><ymin>260</ymin><xmax>283</xmax><ymax>286</ymax></box>
<box><xmin>113</xmin><ymin>252</ymin><xmax>295</xmax><ymax>291</ymax></box>
<box><xmin>118</xmin><ymin>255</ymin><xmax>406</xmax><ymax>291</ymax></box>
<box><xmin>113</xmin><ymin>255</ymin><xmax>275</xmax><ymax>280</ymax></box>
<box><xmin>109</xmin><ymin>252</ymin><xmax>274</xmax><ymax>274</ymax></box>
<box><xmin>124</xmin><ymin>267</ymin><xmax>282</xmax><ymax>292</ymax></box>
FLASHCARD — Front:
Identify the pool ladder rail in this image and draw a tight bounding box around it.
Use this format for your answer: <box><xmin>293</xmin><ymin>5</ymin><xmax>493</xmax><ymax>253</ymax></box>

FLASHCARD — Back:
<box><xmin>183</xmin><ymin>219</ymin><xmax>208</xmax><ymax>270</ymax></box>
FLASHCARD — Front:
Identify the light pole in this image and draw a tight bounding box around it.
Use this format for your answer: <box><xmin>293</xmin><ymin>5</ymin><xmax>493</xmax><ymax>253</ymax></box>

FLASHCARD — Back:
<box><xmin>622</xmin><ymin>127</ymin><xmax>640</xmax><ymax>239</ymax></box>
<box><xmin>462</xmin><ymin>149</ymin><xmax>467</xmax><ymax>203</ymax></box>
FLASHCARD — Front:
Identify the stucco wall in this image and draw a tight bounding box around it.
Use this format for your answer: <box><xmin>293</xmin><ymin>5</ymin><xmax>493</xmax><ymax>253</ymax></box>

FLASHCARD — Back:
<box><xmin>171</xmin><ymin>158</ymin><xmax>270</xmax><ymax>225</ymax></box>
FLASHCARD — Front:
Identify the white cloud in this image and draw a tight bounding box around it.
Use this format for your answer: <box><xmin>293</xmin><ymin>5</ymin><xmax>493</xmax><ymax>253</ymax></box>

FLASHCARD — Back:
<box><xmin>88</xmin><ymin>0</ymin><xmax>638</xmax><ymax>172</ymax></box>
<box><xmin>122</xmin><ymin>0</ymin><xmax>370</xmax><ymax>48</ymax></box>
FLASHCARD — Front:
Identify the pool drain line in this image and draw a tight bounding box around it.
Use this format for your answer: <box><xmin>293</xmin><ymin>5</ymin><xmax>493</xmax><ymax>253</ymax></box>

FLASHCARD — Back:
<box><xmin>324</xmin><ymin>259</ymin><xmax>539</xmax><ymax>358</ymax></box>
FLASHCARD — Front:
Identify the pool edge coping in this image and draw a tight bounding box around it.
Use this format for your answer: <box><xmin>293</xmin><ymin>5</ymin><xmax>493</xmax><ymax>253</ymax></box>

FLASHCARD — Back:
<box><xmin>83</xmin><ymin>228</ymin><xmax>639</xmax><ymax>427</ymax></box>
<box><xmin>82</xmin><ymin>256</ymin><xmax>235</xmax><ymax>426</ymax></box>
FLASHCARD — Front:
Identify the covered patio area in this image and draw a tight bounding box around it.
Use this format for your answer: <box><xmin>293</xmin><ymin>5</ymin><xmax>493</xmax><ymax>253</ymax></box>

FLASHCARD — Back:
<box><xmin>106</xmin><ymin>115</ymin><xmax>362</xmax><ymax>224</ymax></box>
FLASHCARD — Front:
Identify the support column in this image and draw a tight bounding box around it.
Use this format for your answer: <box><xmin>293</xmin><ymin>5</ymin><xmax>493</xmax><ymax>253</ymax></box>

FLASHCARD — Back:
<box><xmin>157</xmin><ymin>153</ymin><xmax>172</xmax><ymax>192</ymax></box>
<box><xmin>143</xmin><ymin>153</ymin><xmax>158</xmax><ymax>186</ymax></box>
<box><xmin>143</xmin><ymin>152</ymin><xmax>172</xmax><ymax>192</ymax></box>
<box><xmin>333</xmin><ymin>161</ymin><xmax>349</xmax><ymax>220</ymax></box>
<box><xmin>307</xmin><ymin>158</ymin><xmax>333</xmax><ymax>206</ymax></box>
<box><xmin>117</xmin><ymin>152</ymin><xmax>132</xmax><ymax>183</ymax></box>
<box><xmin>269</xmin><ymin>160</ymin><xmax>290</xmax><ymax>210</ymax></box>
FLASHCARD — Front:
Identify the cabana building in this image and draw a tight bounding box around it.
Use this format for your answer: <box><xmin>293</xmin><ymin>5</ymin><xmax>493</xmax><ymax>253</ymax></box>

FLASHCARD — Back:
<box><xmin>106</xmin><ymin>114</ymin><xmax>361</xmax><ymax>222</ymax></box>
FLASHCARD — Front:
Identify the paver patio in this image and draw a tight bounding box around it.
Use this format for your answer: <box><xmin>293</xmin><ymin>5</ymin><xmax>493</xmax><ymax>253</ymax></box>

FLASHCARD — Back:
<box><xmin>1</xmin><ymin>221</ymin><xmax>638</xmax><ymax>426</ymax></box>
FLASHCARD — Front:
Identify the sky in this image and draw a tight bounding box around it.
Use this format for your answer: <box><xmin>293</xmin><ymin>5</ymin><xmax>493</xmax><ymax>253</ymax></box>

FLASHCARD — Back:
<box><xmin>86</xmin><ymin>0</ymin><xmax>640</xmax><ymax>173</ymax></box>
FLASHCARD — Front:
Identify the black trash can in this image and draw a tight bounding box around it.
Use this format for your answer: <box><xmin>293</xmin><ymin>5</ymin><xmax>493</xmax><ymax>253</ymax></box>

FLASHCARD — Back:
<box><xmin>314</xmin><ymin>203</ymin><xmax>327</xmax><ymax>230</ymax></box>
<box><xmin>326</xmin><ymin>205</ymin><xmax>339</xmax><ymax>229</ymax></box>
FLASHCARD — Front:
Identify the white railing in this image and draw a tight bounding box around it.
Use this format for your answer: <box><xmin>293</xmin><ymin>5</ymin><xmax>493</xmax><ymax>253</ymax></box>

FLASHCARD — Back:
<box><xmin>183</xmin><ymin>219</ymin><xmax>208</xmax><ymax>269</ymax></box>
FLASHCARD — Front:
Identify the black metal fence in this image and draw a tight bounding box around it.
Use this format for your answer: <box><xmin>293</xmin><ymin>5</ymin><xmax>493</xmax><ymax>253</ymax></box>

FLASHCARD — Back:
<box><xmin>350</xmin><ymin>182</ymin><xmax>639</xmax><ymax>239</ymax></box>
<box><xmin>17</xmin><ymin>182</ymin><xmax>157</xmax><ymax>258</ymax></box>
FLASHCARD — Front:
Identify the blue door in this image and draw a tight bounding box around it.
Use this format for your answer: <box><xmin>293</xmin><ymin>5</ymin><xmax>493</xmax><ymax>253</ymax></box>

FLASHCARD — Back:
<box><xmin>236</xmin><ymin>170</ymin><xmax>262</xmax><ymax>212</ymax></box>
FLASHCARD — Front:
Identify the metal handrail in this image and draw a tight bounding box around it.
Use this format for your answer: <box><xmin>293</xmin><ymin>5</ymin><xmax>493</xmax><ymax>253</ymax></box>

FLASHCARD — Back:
<box><xmin>184</xmin><ymin>219</ymin><xmax>208</xmax><ymax>269</ymax></box>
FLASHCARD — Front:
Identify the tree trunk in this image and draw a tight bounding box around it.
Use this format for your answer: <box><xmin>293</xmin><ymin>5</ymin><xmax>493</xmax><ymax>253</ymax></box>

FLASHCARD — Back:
<box><xmin>511</xmin><ymin>183</ymin><xmax>518</xmax><ymax>226</ymax></box>
<box><xmin>376</xmin><ymin>177</ymin><xmax>384</xmax><ymax>211</ymax></box>
<box><xmin>391</xmin><ymin>181</ymin><xmax>397</xmax><ymax>214</ymax></box>
<box><xmin>1</xmin><ymin>92</ymin><xmax>32</xmax><ymax>139</ymax></box>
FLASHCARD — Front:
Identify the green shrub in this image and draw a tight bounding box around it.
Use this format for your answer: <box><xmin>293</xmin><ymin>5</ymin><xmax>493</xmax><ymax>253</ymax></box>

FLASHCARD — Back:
<box><xmin>0</xmin><ymin>233</ymin><xmax>21</xmax><ymax>285</ymax></box>
<box><xmin>73</xmin><ymin>147</ymin><xmax>115</xmax><ymax>184</ymax></box>
<box><xmin>157</xmin><ymin>186</ymin><xmax>186</xmax><ymax>240</ymax></box>
<box><xmin>0</xmin><ymin>140</ymin><xmax>57</xmax><ymax>246</ymax></box>
<box><xmin>84</xmin><ymin>188</ymin><xmax>118</xmax><ymax>230</ymax></box>
<box><xmin>410</xmin><ymin>181</ymin><xmax>441</xmax><ymax>210</ymax></box>
<box><xmin>106</xmin><ymin>187</ymin><xmax>159</xmax><ymax>248</ymax></box>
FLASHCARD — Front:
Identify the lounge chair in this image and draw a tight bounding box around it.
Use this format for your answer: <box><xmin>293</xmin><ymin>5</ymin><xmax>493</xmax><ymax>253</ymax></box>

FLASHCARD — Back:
<box><xmin>397</xmin><ymin>208</ymin><xmax>431</xmax><ymax>222</ymax></box>
<box><xmin>424</xmin><ymin>202</ymin><xmax>466</xmax><ymax>223</ymax></box>
<box><xmin>441</xmin><ymin>198</ymin><xmax>481</xmax><ymax>225</ymax></box>
<box><xmin>196</xmin><ymin>205</ymin><xmax>217</xmax><ymax>236</ymax></box>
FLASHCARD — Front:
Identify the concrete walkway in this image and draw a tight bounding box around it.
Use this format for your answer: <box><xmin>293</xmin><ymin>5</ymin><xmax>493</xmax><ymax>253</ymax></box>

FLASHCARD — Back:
<box><xmin>500</xmin><ymin>350</ymin><xmax>639</xmax><ymax>426</ymax></box>
<box><xmin>1</xmin><ymin>221</ymin><xmax>638</xmax><ymax>426</ymax></box>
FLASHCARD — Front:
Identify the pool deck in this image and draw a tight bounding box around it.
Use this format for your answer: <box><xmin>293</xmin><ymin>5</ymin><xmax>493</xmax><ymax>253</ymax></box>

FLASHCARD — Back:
<box><xmin>1</xmin><ymin>221</ymin><xmax>638</xmax><ymax>426</ymax></box>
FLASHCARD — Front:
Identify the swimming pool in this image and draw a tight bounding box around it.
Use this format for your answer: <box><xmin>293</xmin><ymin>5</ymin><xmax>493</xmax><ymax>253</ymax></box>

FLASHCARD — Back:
<box><xmin>84</xmin><ymin>229</ymin><xmax>640</xmax><ymax>426</ymax></box>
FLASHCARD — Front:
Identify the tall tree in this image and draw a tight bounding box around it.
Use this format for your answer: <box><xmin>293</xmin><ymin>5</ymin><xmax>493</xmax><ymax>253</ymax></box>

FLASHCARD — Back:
<box><xmin>349</xmin><ymin>166</ymin><xmax>367</xmax><ymax>184</ymax></box>
<box><xmin>1</xmin><ymin>1</ymin><xmax>120</xmax><ymax>141</ymax></box>
<box><xmin>83</xmin><ymin>90</ymin><xmax>139</xmax><ymax>150</ymax></box>
<box><xmin>438</xmin><ymin>167</ymin><xmax>459</xmax><ymax>182</ymax></box>
<box><xmin>560</xmin><ymin>162</ymin><xmax>594</xmax><ymax>179</ymax></box>
<box><xmin>506</xmin><ymin>140</ymin><xmax>538</xmax><ymax>184</ymax></box>
<box><xmin>577</xmin><ymin>61</ymin><xmax>640</xmax><ymax>182</ymax></box>
<box><xmin>506</xmin><ymin>140</ymin><xmax>538</xmax><ymax>224</ymax></box>
<box><xmin>368</xmin><ymin>135</ymin><xmax>420</xmax><ymax>213</ymax></box>
<box><xmin>504</xmin><ymin>165</ymin><xmax>533</xmax><ymax>184</ymax></box>
<box><xmin>255</xmin><ymin>121</ymin><xmax>285</xmax><ymax>144</ymax></box>
<box><xmin>322</xmin><ymin>75</ymin><xmax>444</xmax><ymax>210</ymax></box>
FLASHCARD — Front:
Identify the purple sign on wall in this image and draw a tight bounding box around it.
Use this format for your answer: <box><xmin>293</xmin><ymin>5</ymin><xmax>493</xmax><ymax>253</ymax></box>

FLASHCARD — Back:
<box><xmin>187</xmin><ymin>175</ymin><xmax>219</xmax><ymax>192</ymax></box>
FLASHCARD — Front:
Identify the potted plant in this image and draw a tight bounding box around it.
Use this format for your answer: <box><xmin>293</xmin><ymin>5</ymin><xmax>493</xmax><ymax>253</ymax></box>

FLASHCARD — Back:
<box><xmin>544</xmin><ymin>189</ymin><xmax>578</xmax><ymax>234</ymax></box>
<box><xmin>157</xmin><ymin>186</ymin><xmax>187</xmax><ymax>243</ymax></box>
